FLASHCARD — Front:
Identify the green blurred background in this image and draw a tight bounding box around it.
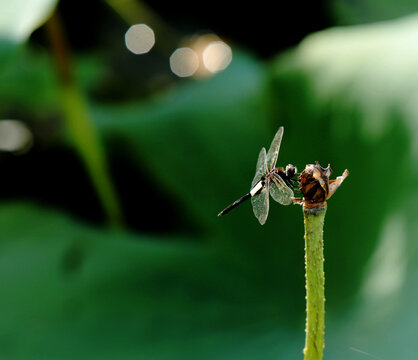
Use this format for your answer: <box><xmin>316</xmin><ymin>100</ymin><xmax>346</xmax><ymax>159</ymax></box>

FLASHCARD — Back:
<box><xmin>0</xmin><ymin>0</ymin><xmax>417</xmax><ymax>359</ymax></box>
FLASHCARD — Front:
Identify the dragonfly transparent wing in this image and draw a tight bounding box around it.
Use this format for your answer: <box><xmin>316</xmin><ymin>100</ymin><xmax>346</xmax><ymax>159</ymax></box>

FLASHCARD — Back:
<box><xmin>266</xmin><ymin>126</ymin><xmax>284</xmax><ymax>171</ymax></box>
<box><xmin>251</xmin><ymin>147</ymin><xmax>267</xmax><ymax>188</ymax></box>
<box><xmin>251</xmin><ymin>184</ymin><xmax>269</xmax><ymax>225</ymax></box>
<box><xmin>269</xmin><ymin>174</ymin><xmax>294</xmax><ymax>205</ymax></box>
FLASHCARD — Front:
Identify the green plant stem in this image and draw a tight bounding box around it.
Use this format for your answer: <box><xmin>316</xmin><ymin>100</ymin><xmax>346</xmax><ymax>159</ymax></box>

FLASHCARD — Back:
<box><xmin>46</xmin><ymin>12</ymin><xmax>123</xmax><ymax>228</ymax></box>
<box><xmin>60</xmin><ymin>83</ymin><xmax>123</xmax><ymax>228</ymax></box>
<box><xmin>303</xmin><ymin>205</ymin><xmax>327</xmax><ymax>360</ymax></box>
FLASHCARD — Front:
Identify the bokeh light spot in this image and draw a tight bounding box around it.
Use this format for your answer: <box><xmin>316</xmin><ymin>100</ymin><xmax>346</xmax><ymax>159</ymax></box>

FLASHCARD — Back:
<box><xmin>0</xmin><ymin>120</ymin><xmax>33</xmax><ymax>153</ymax></box>
<box><xmin>125</xmin><ymin>24</ymin><xmax>155</xmax><ymax>55</ymax></box>
<box><xmin>170</xmin><ymin>48</ymin><xmax>199</xmax><ymax>77</ymax></box>
<box><xmin>202</xmin><ymin>41</ymin><xmax>232</xmax><ymax>73</ymax></box>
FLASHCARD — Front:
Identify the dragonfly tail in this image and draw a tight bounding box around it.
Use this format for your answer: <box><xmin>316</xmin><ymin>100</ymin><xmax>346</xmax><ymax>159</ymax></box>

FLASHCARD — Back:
<box><xmin>218</xmin><ymin>193</ymin><xmax>251</xmax><ymax>216</ymax></box>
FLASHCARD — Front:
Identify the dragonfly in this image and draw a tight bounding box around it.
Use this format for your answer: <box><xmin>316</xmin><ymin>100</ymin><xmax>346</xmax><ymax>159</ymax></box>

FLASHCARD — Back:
<box><xmin>218</xmin><ymin>126</ymin><xmax>296</xmax><ymax>225</ymax></box>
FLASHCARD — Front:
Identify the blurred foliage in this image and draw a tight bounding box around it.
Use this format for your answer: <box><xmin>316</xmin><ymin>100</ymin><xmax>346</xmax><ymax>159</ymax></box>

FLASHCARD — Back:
<box><xmin>0</xmin><ymin>0</ymin><xmax>417</xmax><ymax>359</ymax></box>
<box><xmin>332</xmin><ymin>0</ymin><xmax>418</xmax><ymax>25</ymax></box>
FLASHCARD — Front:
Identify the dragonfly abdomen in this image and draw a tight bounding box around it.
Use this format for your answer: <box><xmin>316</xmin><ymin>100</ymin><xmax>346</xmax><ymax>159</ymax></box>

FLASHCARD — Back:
<box><xmin>217</xmin><ymin>192</ymin><xmax>251</xmax><ymax>216</ymax></box>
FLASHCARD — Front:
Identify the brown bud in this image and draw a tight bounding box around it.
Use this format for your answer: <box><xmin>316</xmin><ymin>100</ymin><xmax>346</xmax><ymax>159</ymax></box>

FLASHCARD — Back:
<box><xmin>298</xmin><ymin>162</ymin><xmax>348</xmax><ymax>208</ymax></box>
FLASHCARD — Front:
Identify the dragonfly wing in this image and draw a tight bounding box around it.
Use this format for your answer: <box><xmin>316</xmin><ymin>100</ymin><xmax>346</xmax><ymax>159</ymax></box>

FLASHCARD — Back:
<box><xmin>266</xmin><ymin>126</ymin><xmax>284</xmax><ymax>171</ymax></box>
<box><xmin>269</xmin><ymin>175</ymin><xmax>294</xmax><ymax>205</ymax></box>
<box><xmin>251</xmin><ymin>185</ymin><xmax>269</xmax><ymax>225</ymax></box>
<box><xmin>251</xmin><ymin>147</ymin><xmax>267</xmax><ymax>188</ymax></box>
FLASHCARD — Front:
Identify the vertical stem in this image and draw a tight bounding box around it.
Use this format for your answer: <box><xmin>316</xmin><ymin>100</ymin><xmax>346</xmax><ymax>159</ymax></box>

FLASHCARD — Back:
<box><xmin>45</xmin><ymin>12</ymin><xmax>123</xmax><ymax>228</ymax></box>
<box><xmin>303</xmin><ymin>205</ymin><xmax>326</xmax><ymax>360</ymax></box>
<box><xmin>60</xmin><ymin>83</ymin><xmax>123</xmax><ymax>227</ymax></box>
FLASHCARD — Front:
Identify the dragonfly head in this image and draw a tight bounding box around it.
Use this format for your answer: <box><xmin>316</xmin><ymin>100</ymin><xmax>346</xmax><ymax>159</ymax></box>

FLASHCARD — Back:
<box><xmin>285</xmin><ymin>164</ymin><xmax>297</xmax><ymax>179</ymax></box>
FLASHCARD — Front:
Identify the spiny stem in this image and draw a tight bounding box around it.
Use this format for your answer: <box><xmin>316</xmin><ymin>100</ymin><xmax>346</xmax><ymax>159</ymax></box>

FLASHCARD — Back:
<box><xmin>303</xmin><ymin>206</ymin><xmax>326</xmax><ymax>360</ymax></box>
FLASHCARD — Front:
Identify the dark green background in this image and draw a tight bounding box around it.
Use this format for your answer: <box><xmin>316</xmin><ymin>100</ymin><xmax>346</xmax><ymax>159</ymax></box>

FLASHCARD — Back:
<box><xmin>0</xmin><ymin>0</ymin><xmax>417</xmax><ymax>359</ymax></box>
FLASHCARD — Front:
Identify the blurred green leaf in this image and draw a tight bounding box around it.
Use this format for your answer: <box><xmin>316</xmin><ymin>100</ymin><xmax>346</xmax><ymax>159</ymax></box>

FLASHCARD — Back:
<box><xmin>0</xmin><ymin>202</ymin><xmax>301</xmax><ymax>359</ymax></box>
<box><xmin>270</xmin><ymin>13</ymin><xmax>418</xmax><ymax>304</ymax></box>
<box><xmin>0</xmin><ymin>47</ymin><xmax>58</xmax><ymax>113</ymax></box>
<box><xmin>0</xmin><ymin>200</ymin><xmax>416</xmax><ymax>359</ymax></box>
<box><xmin>331</xmin><ymin>0</ymin><xmax>418</xmax><ymax>25</ymax></box>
